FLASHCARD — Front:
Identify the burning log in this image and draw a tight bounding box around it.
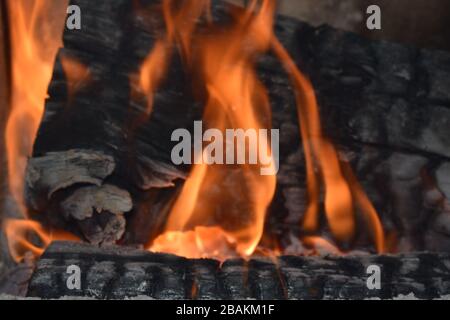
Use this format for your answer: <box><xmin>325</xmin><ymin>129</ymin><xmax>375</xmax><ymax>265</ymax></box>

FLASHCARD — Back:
<box><xmin>24</xmin><ymin>0</ymin><xmax>450</xmax><ymax>253</ymax></box>
<box><xmin>26</xmin><ymin>241</ymin><xmax>450</xmax><ymax>299</ymax></box>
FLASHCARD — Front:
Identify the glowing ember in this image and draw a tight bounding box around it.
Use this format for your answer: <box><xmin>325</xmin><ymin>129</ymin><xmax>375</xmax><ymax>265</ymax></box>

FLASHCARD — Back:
<box><xmin>151</xmin><ymin>226</ymin><xmax>237</xmax><ymax>260</ymax></box>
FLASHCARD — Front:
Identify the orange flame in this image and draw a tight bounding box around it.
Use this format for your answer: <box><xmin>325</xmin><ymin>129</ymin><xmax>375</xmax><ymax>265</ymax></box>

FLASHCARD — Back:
<box><xmin>146</xmin><ymin>0</ymin><xmax>277</xmax><ymax>259</ymax></box>
<box><xmin>137</xmin><ymin>0</ymin><xmax>211</xmax><ymax>115</ymax></box>
<box><xmin>271</xmin><ymin>38</ymin><xmax>385</xmax><ymax>253</ymax></box>
<box><xmin>302</xmin><ymin>236</ymin><xmax>343</xmax><ymax>256</ymax></box>
<box><xmin>5</xmin><ymin>0</ymin><xmax>69</xmax><ymax>215</ymax></box>
<box><xmin>2</xmin><ymin>0</ymin><xmax>385</xmax><ymax>263</ymax></box>
<box><xmin>3</xmin><ymin>0</ymin><xmax>78</xmax><ymax>262</ymax></box>
<box><xmin>3</xmin><ymin>219</ymin><xmax>79</xmax><ymax>263</ymax></box>
<box><xmin>144</xmin><ymin>0</ymin><xmax>385</xmax><ymax>258</ymax></box>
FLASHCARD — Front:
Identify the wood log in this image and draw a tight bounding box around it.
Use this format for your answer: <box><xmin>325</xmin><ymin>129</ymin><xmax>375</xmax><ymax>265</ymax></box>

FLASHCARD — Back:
<box><xmin>0</xmin><ymin>252</ymin><xmax>35</xmax><ymax>297</ymax></box>
<box><xmin>26</xmin><ymin>241</ymin><xmax>450</xmax><ymax>300</ymax></box>
<box><xmin>25</xmin><ymin>0</ymin><xmax>450</xmax><ymax>251</ymax></box>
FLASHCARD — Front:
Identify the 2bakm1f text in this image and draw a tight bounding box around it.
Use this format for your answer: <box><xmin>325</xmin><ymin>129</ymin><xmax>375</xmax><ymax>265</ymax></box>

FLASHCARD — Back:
<box><xmin>176</xmin><ymin>304</ymin><xmax>275</xmax><ymax>317</ymax></box>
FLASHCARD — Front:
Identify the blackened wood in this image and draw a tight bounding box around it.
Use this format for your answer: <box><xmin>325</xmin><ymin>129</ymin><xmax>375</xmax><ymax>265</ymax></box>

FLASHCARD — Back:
<box><xmin>0</xmin><ymin>253</ymin><xmax>35</xmax><ymax>297</ymax></box>
<box><xmin>26</xmin><ymin>241</ymin><xmax>450</xmax><ymax>300</ymax></box>
<box><xmin>26</xmin><ymin>0</ymin><xmax>450</xmax><ymax>251</ymax></box>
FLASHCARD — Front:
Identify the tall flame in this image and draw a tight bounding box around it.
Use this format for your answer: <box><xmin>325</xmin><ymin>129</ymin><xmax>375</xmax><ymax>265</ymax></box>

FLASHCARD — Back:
<box><xmin>5</xmin><ymin>0</ymin><xmax>68</xmax><ymax>214</ymax></box>
<box><xmin>144</xmin><ymin>0</ymin><xmax>385</xmax><ymax>258</ymax></box>
<box><xmin>271</xmin><ymin>39</ymin><xmax>385</xmax><ymax>252</ymax></box>
<box><xmin>146</xmin><ymin>0</ymin><xmax>278</xmax><ymax>259</ymax></box>
<box><xmin>2</xmin><ymin>0</ymin><xmax>79</xmax><ymax>262</ymax></box>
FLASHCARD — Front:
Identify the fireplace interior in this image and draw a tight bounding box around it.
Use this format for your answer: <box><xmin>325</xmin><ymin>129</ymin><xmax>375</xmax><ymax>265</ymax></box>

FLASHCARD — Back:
<box><xmin>1</xmin><ymin>0</ymin><xmax>450</xmax><ymax>300</ymax></box>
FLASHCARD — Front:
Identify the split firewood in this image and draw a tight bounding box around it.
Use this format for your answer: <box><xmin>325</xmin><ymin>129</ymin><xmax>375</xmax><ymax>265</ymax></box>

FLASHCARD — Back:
<box><xmin>25</xmin><ymin>0</ymin><xmax>450</xmax><ymax>251</ymax></box>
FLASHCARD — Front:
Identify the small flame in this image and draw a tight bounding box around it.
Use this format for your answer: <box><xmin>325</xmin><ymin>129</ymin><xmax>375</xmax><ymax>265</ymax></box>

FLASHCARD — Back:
<box><xmin>136</xmin><ymin>0</ymin><xmax>211</xmax><ymax>115</ymax></box>
<box><xmin>301</xmin><ymin>236</ymin><xmax>343</xmax><ymax>256</ymax></box>
<box><xmin>3</xmin><ymin>219</ymin><xmax>79</xmax><ymax>263</ymax></box>
<box><xmin>60</xmin><ymin>55</ymin><xmax>91</xmax><ymax>103</ymax></box>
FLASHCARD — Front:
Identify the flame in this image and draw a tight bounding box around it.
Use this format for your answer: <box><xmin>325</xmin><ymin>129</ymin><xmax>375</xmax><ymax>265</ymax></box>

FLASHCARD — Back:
<box><xmin>137</xmin><ymin>0</ymin><xmax>211</xmax><ymax>116</ymax></box>
<box><xmin>60</xmin><ymin>54</ymin><xmax>91</xmax><ymax>104</ymax></box>
<box><xmin>145</xmin><ymin>0</ymin><xmax>385</xmax><ymax>258</ymax></box>
<box><xmin>2</xmin><ymin>0</ymin><xmax>386</xmax><ymax>263</ymax></box>
<box><xmin>150</xmin><ymin>226</ymin><xmax>237</xmax><ymax>259</ymax></box>
<box><xmin>146</xmin><ymin>0</ymin><xmax>277</xmax><ymax>259</ymax></box>
<box><xmin>5</xmin><ymin>0</ymin><xmax>69</xmax><ymax>215</ymax></box>
<box><xmin>301</xmin><ymin>236</ymin><xmax>343</xmax><ymax>256</ymax></box>
<box><xmin>3</xmin><ymin>219</ymin><xmax>79</xmax><ymax>263</ymax></box>
<box><xmin>271</xmin><ymin>38</ymin><xmax>385</xmax><ymax>253</ymax></box>
<box><xmin>3</xmin><ymin>0</ymin><xmax>75</xmax><ymax>262</ymax></box>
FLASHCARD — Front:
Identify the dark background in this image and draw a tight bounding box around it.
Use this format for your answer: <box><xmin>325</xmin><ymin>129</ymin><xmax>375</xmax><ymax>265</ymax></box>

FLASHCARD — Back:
<box><xmin>229</xmin><ymin>0</ymin><xmax>450</xmax><ymax>51</ymax></box>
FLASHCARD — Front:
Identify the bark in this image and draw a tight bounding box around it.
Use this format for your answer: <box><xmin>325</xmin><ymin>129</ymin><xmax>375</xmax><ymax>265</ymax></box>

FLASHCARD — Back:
<box><xmin>0</xmin><ymin>252</ymin><xmax>35</xmax><ymax>297</ymax></box>
<box><xmin>26</xmin><ymin>241</ymin><xmax>450</xmax><ymax>300</ymax></box>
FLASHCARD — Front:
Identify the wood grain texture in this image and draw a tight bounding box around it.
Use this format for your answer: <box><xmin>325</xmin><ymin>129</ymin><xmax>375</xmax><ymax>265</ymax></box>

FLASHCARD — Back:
<box><xmin>26</xmin><ymin>241</ymin><xmax>450</xmax><ymax>300</ymax></box>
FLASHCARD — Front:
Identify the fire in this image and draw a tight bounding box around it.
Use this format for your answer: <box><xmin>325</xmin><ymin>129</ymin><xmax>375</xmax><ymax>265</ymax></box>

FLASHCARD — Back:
<box><xmin>151</xmin><ymin>226</ymin><xmax>237</xmax><ymax>260</ymax></box>
<box><xmin>2</xmin><ymin>0</ymin><xmax>386</xmax><ymax>263</ymax></box>
<box><xmin>145</xmin><ymin>0</ymin><xmax>277</xmax><ymax>259</ymax></box>
<box><xmin>2</xmin><ymin>0</ymin><xmax>77</xmax><ymax>262</ymax></box>
<box><xmin>144</xmin><ymin>0</ymin><xmax>385</xmax><ymax>258</ymax></box>
<box><xmin>271</xmin><ymin>38</ymin><xmax>385</xmax><ymax>252</ymax></box>
<box><xmin>4</xmin><ymin>219</ymin><xmax>79</xmax><ymax>263</ymax></box>
<box><xmin>5</xmin><ymin>0</ymin><xmax>68</xmax><ymax>213</ymax></box>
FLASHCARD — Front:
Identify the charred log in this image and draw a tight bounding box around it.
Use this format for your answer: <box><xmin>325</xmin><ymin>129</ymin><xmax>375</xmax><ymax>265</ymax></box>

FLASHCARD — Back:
<box><xmin>25</xmin><ymin>0</ymin><xmax>450</xmax><ymax>250</ymax></box>
<box><xmin>26</xmin><ymin>241</ymin><xmax>450</xmax><ymax>300</ymax></box>
<box><xmin>0</xmin><ymin>252</ymin><xmax>35</xmax><ymax>297</ymax></box>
